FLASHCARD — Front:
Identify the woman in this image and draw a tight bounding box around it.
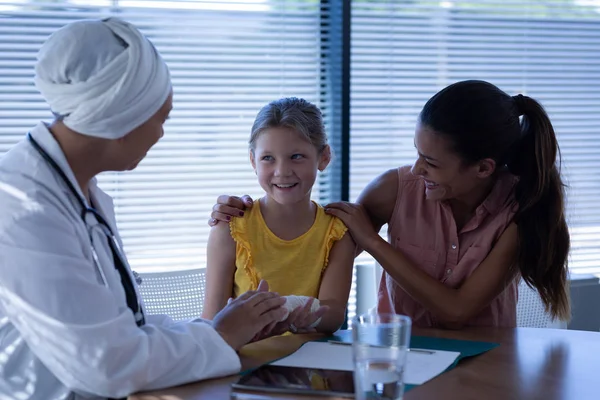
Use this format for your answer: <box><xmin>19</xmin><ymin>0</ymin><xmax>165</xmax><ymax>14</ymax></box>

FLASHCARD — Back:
<box><xmin>211</xmin><ymin>80</ymin><xmax>570</xmax><ymax>329</ymax></box>
<box><xmin>0</xmin><ymin>18</ymin><xmax>285</xmax><ymax>400</ymax></box>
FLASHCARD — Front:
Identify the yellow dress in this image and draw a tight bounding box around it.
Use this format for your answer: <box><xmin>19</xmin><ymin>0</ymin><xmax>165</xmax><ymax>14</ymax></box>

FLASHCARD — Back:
<box><xmin>230</xmin><ymin>200</ymin><xmax>347</xmax><ymax>297</ymax></box>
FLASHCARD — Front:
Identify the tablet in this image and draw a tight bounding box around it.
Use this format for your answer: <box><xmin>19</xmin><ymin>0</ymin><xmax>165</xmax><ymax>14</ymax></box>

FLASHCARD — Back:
<box><xmin>231</xmin><ymin>365</ymin><xmax>355</xmax><ymax>398</ymax></box>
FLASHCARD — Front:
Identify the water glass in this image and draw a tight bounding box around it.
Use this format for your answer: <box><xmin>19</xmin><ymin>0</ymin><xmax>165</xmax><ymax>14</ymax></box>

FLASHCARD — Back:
<box><xmin>352</xmin><ymin>312</ymin><xmax>412</xmax><ymax>400</ymax></box>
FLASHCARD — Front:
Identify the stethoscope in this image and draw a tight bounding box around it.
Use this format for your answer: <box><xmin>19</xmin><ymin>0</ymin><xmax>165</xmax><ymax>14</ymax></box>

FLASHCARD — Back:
<box><xmin>27</xmin><ymin>133</ymin><xmax>145</xmax><ymax>327</ymax></box>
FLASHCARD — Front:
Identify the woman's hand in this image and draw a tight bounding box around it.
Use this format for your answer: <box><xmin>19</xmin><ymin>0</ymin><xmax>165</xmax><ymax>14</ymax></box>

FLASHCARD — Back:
<box><xmin>325</xmin><ymin>201</ymin><xmax>382</xmax><ymax>251</ymax></box>
<box><xmin>208</xmin><ymin>194</ymin><xmax>254</xmax><ymax>226</ymax></box>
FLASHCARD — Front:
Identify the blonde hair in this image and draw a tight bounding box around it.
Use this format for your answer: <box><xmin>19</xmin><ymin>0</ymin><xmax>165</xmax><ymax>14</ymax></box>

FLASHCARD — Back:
<box><xmin>249</xmin><ymin>97</ymin><xmax>328</xmax><ymax>153</ymax></box>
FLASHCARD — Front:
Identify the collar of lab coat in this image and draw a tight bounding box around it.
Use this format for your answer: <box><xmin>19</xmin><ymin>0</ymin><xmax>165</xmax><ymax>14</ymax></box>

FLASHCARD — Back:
<box><xmin>30</xmin><ymin>122</ymin><xmax>95</xmax><ymax>206</ymax></box>
<box><xmin>29</xmin><ymin>122</ymin><xmax>119</xmax><ymax>237</ymax></box>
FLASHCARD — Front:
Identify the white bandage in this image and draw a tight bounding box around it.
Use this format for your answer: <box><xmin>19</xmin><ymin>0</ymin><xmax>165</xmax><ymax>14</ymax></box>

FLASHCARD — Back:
<box><xmin>34</xmin><ymin>17</ymin><xmax>171</xmax><ymax>139</ymax></box>
<box><xmin>280</xmin><ymin>295</ymin><xmax>322</xmax><ymax>329</ymax></box>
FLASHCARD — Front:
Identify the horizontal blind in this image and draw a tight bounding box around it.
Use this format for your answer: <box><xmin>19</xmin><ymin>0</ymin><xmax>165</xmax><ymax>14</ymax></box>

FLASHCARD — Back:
<box><xmin>351</xmin><ymin>1</ymin><xmax>600</xmax><ymax>274</ymax></box>
<box><xmin>0</xmin><ymin>0</ymin><xmax>330</xmax><ymax>272</ymax></box>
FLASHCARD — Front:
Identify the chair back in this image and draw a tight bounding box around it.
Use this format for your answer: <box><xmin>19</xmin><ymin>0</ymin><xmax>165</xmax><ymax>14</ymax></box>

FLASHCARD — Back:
<box><xmin>517</xmin><ymin>279</ymin><xmax>565</xmax><ymax>329</ymax></box>
<box><xmin>137</xmin><ymin>268</ymin><xmax>206</xmax><ymax>321</ymax></box>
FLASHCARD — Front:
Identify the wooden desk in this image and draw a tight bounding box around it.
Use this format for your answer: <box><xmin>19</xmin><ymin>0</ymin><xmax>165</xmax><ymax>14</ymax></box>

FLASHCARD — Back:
<box><xmin>130</xmin><ymin>327</ymin><xmax>600</xmax><ymax>400</ymax></box>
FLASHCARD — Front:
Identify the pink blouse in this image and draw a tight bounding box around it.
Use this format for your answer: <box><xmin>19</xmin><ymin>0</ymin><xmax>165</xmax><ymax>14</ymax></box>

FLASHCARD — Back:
<box><xmin>377</xmin><ymin>166</ymin><xmax>519</xmax><ymax>328</ymax></box>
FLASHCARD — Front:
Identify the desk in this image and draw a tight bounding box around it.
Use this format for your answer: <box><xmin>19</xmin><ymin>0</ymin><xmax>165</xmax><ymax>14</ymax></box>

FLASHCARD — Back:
<box><xmin>130</xmin><ymin>327</ymin><xmax>600</xmax><ymax>400</ymax></box>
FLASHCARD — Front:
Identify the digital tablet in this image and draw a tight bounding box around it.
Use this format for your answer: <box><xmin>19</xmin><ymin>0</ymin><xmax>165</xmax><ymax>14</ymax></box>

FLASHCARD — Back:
<box><xmin>231</xmin><ymin>365</ymin><xmax>355</xmax><ymax>398</ymax></box>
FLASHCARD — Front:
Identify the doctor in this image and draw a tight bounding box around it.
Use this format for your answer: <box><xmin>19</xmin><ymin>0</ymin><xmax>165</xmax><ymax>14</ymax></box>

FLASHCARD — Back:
<box><xmin>0</xmin><ymin>18</ymin><xmax>286</xmax><ymax>400</ymax></box>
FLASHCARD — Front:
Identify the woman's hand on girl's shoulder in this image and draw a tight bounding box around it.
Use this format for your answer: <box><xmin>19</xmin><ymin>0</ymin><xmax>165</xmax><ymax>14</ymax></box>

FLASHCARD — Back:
<box><xmin>325</xmin><ymin>202</ymin><xmax>381</xmax><ymax>251</ymax></box>
<box><xmin>208</xmin><ymin>194</ymin><xmax>254</xmax><ymax>226</ymax></box>
<box><xmin>324</xmin><ymin>168</ymin><xmax>399</xmax><ymax>235</ymax></box>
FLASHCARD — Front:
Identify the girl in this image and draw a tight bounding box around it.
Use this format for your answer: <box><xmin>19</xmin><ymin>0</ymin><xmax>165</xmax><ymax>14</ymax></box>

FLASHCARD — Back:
<box><xmin>202</xmin><ymin>97</ymin><xmax>355</xmax><ymax>335</ymax></box>
<box><xmin>210</xmin><ymin>80</ymin><xmax>571</xmax><ymax>329</ymax></box>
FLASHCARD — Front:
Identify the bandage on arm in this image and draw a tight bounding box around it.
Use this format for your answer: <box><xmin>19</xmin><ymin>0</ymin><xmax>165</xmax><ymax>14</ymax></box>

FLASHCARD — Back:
<box><xmin>281</xmin><ymin>295</ymin><xmax>322</xmax><ymax>328</ymax></box>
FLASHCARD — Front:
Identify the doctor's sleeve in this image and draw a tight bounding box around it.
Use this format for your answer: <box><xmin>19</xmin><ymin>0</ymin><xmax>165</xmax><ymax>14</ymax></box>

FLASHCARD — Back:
<box><xmin>0</xmin><ymin>203</ymin><xmax>241</xmax><ymax>398</ymax></box>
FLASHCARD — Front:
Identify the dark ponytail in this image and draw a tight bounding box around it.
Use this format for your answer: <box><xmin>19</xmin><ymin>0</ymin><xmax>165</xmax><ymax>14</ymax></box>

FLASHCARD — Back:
<box><xmin>507</xmin><ymin>95</ymin><xmax>570</xmax><ymax>320</ymax></box>
<box><xmin>419</xmin><ymin>80</ymin><xmax>570</xmax><ymax>320</ymax></box>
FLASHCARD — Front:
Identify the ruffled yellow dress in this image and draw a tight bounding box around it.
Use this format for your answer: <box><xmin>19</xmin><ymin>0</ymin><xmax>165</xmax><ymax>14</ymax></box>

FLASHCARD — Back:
<box><xmin>230</xmin><ymin>200</ymin><xmax>347</xmax><ymax>298</ymax></box>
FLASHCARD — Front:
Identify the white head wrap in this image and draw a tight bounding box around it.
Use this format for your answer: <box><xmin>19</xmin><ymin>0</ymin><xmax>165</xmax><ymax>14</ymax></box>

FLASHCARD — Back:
<box><xmin>34</xmin><ymin>17</ymin><xmax>171</xmax><ymax>139</ymax></box>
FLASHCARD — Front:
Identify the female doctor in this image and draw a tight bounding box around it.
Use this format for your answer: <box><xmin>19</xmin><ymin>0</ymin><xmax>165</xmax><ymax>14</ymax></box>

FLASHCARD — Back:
<box><xmin>0</xmin><ymin>18</ymin><xmax>287</xmax><ymax>400</ymax></box>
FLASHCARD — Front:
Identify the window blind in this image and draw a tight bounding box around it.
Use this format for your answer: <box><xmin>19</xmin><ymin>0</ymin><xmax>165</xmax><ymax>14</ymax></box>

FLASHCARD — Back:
<box><xmin>0</xmin><ymin>0</ymin><xmax>331</xmax><ymax>272</ymax></box>
<box><xmin>351</xmin><ymin>0</ymin><xmax>600</xmax><ymax>275</ymax></box>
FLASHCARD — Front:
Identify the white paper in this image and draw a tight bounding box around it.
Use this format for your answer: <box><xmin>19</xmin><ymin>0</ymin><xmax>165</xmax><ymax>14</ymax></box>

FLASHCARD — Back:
<box><xmin>270</xmin><ymin>341</ymin><xmax>460</xmax><ymax>385</ymax></box>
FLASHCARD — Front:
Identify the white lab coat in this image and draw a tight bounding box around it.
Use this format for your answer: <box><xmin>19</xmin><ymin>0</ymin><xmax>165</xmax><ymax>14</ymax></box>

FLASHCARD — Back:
<box><xmin>0</xmin><ymin>123</ymin><xmax>241</xmax><ymax>400</ymax></box>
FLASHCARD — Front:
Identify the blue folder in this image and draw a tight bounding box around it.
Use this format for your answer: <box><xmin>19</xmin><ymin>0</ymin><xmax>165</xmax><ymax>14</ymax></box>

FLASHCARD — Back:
<box><xmin>327</xmin><ymin>330</ymin><xmax>498</xmax><ymax>391</ymax></box>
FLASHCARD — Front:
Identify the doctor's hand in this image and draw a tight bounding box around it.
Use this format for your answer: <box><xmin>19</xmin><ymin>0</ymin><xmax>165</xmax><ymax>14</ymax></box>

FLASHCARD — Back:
<box><xmin>208</xmin><ymin>194</ymin><xmax>254</xmax><ymax>227</ymax></box>
<box><xmin>212</xmin><ymin>283</ymin><xmax>286</xmax><ymax>351</ymax></box>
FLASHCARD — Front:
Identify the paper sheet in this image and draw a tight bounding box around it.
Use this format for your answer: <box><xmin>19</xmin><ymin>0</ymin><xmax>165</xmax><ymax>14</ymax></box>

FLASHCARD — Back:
<box><xmin>270</xmin><ymin>341</ymin><xmax>460</xmax><ymax>385</ymax></box>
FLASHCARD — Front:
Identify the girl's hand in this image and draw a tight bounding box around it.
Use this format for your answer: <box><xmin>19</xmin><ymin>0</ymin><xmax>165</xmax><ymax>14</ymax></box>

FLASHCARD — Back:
<box><xmin>250</xmin><ymin>297</ymin><xmax>329</xmax><ymax>341</ymax></box>
<box><xmin>325</xmin><ymin>202</ymin><xmax>381</xmax><ymax>251</ymax></box>
<box><xmin>286</xmin><ymin>297</ymin><xmax>329</xmax><ymax>334</ymax></box>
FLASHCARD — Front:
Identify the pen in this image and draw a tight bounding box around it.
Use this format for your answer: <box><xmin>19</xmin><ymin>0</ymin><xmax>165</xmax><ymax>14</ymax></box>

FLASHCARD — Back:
<box><xmin>409</xmin><ymin>348</ymin><xmax>436</xmax><ymax>355</ymax></box>
<box><xmin>328</xmin><ymin>340</ymin><xmax>435</xmax><ymax>354</ymax></box>
<box><xmin>328</xmin><ymin>340</ymin><xmax>352</xmax><ymax>346</ymax></box>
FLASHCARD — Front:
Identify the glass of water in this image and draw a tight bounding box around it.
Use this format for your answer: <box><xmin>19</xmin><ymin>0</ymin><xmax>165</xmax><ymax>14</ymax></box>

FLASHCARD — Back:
<box><xmin>352</xmin><ymin>312</ymin><xmax>412</xmax><ymax>400</ymax></box>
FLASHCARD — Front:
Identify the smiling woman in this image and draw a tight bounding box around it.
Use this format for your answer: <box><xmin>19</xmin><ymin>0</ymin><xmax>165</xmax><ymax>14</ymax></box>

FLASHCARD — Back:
<box><xmin>410</xmin><ymin>123</ymin><xmax>496</xmax><ymax>204</ymax></box>
<box><xmin>325</xmin><ymin>80</ymin><xmax>570</xmax><ymax>329</ymax></box>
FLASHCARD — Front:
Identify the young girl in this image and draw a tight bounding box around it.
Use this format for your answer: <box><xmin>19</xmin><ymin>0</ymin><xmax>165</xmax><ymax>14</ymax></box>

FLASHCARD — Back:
<box><xmin>210</xmin><ymin>80</ymin><xmax>571</xmax><ymax>329</ymax></box>
<box><xmin>202</xmin><ymin>97</ymin><xmax>355</xmax><ymax>335</ymax></box>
